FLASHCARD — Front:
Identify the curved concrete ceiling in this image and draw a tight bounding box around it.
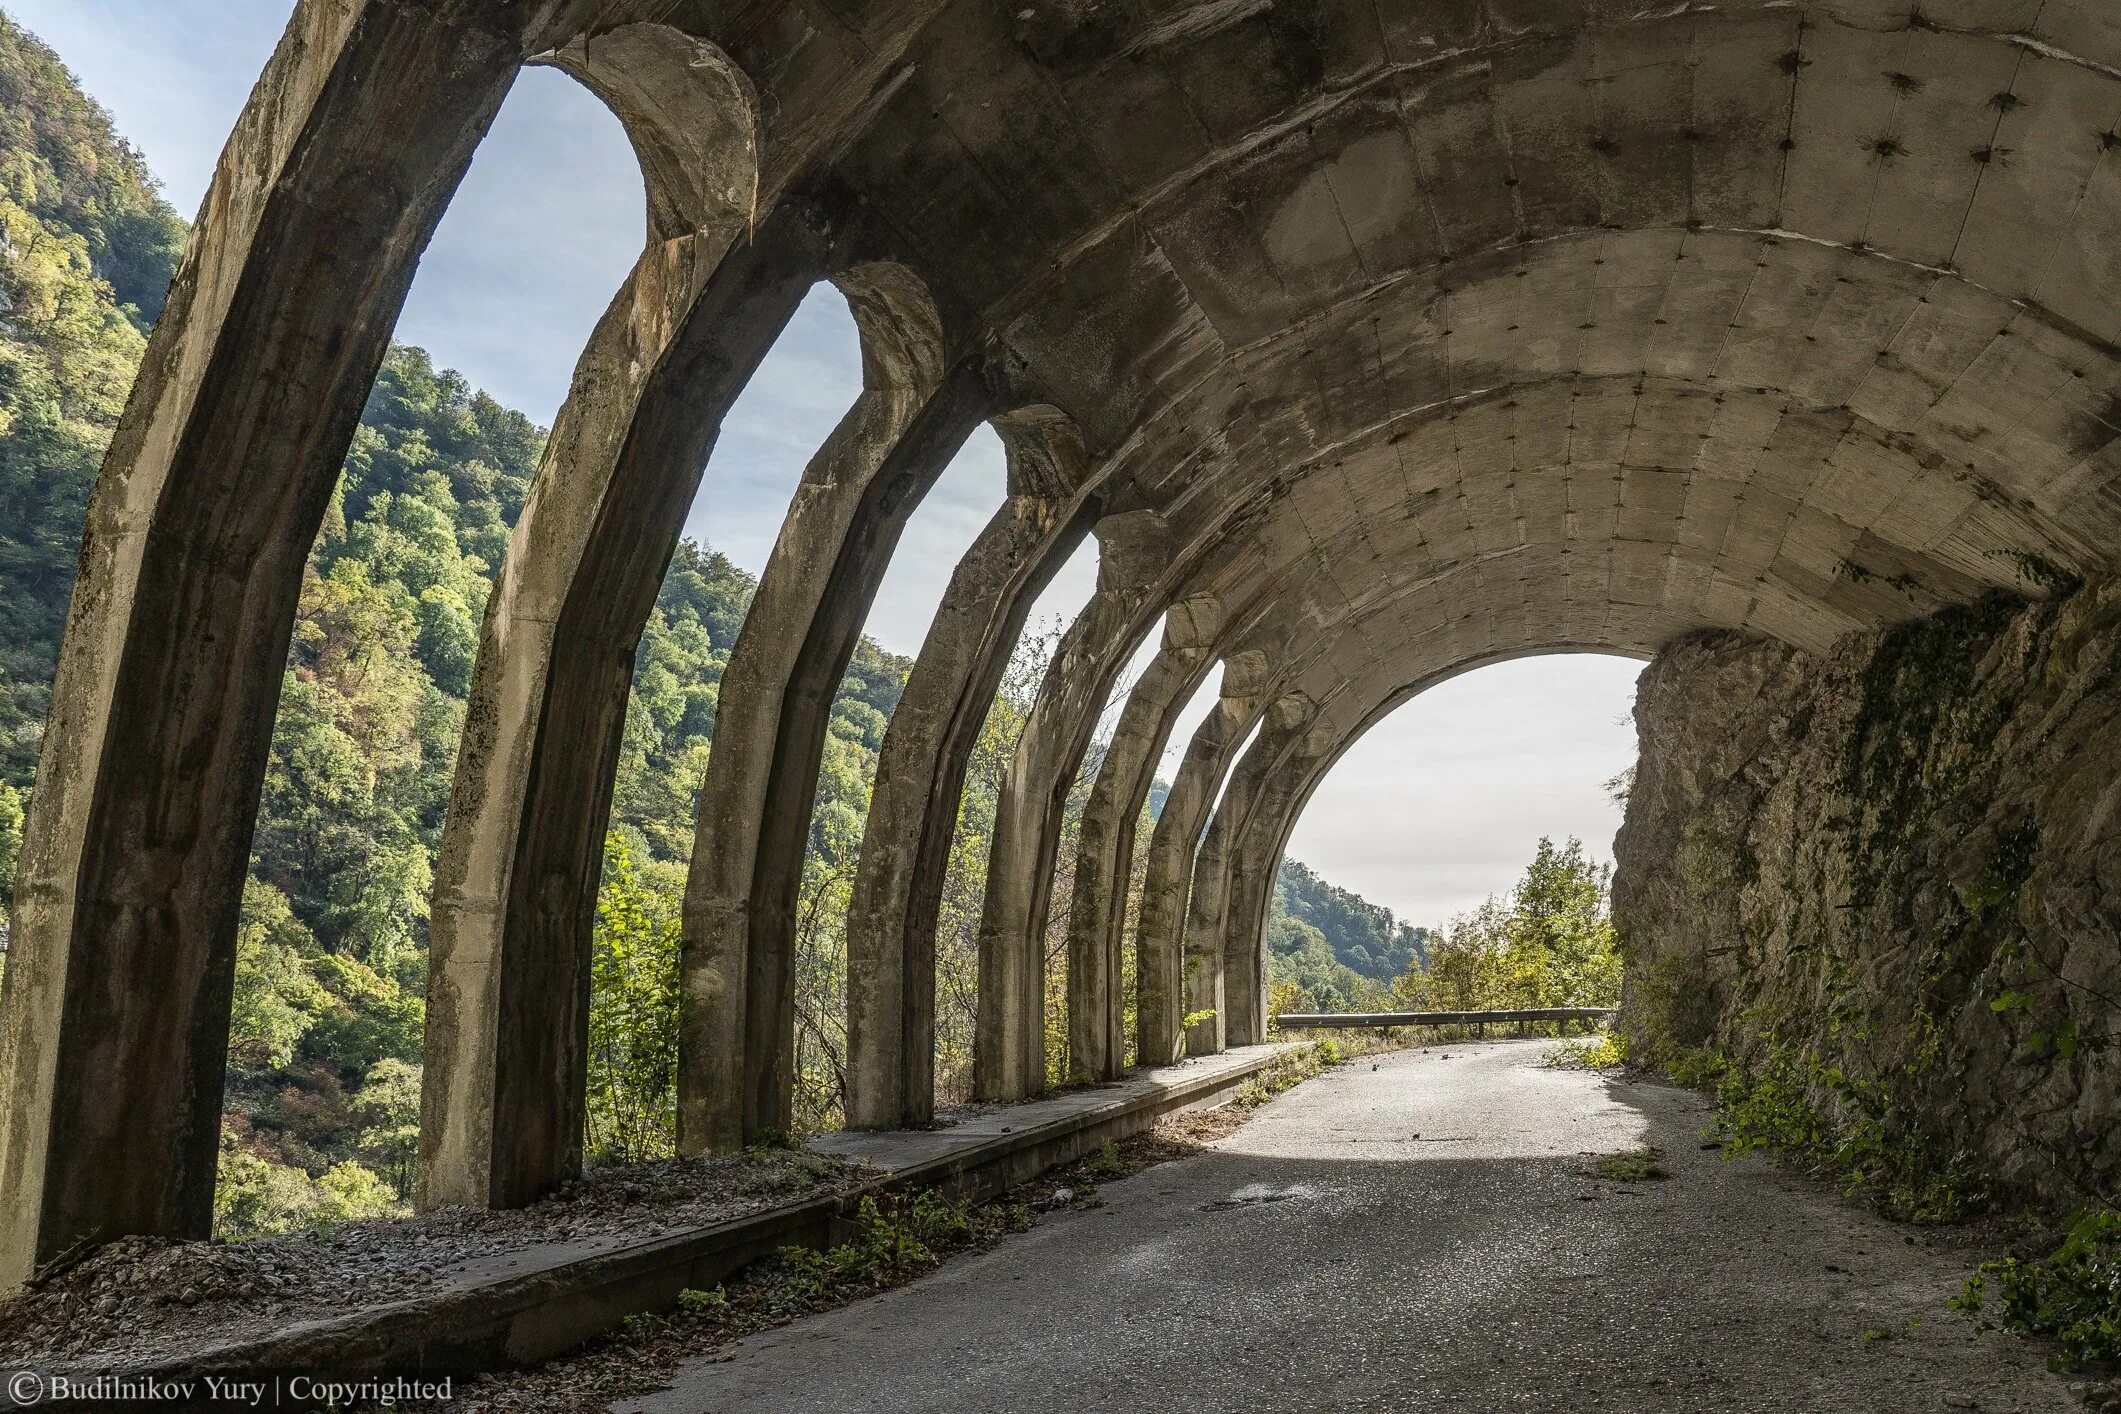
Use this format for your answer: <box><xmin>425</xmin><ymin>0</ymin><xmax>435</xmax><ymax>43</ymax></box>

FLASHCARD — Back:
<box><xmin>687</xmin><ymin>0</ymin><xmax>2120</xmax><ymax>678</ymax></box>
<box><xmin>576</xmin><ymin>0</ymin><xmax>2121</xmax><ymax>677</ymax></box>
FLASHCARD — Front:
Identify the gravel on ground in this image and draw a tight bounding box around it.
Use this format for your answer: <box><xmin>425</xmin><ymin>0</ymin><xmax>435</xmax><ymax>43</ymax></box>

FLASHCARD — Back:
<box><xmin>0</xmin><ymin>1148</ymin><xmax>868</xmax><ymax>1370</ymax></box>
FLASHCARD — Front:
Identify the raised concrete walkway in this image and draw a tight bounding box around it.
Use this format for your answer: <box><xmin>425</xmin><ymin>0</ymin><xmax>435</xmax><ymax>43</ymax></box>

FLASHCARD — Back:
<box><xmin>123</xmin><ymin>1045</ymin><xmax>1290</xmax><ymax>1384</ymax></box>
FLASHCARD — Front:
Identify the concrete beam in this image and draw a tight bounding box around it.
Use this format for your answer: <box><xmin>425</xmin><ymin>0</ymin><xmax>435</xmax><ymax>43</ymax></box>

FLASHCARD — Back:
<box><xmin>1133</xmin><ymin>650</ymin><xmax>1270</xmax><ymax>1066</ymax></box>
<box><xmin>422</xmin><ymin>202</ymin><xmax>826</xmax><ymax>1209</ymax></box>
<box><xmin>1223</xmin><ymin>719</ymin><xmax>1338</xmax><ymax>1045</ymax></box>
<box><xmin>974</xmin><ymin>510</ymin><xmax>1169</xmax><ymax>1101</ymax></box>
<box><xmin>1061</xmin><ymin>614</ymin><xmax>1216</xmax><ymax>1083</ymax></box>
<box><xmin>1181</xmin><ymin>692</ymin><xmax>1314</xmax><ymax>1055</ymax></box>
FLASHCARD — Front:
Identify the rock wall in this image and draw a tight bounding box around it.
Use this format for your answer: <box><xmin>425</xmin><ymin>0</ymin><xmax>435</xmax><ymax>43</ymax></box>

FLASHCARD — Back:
<box><xmin>1613</xmin><ymin>578</ymin><xmax>2121</xmax><ymax>1217</ymax></box>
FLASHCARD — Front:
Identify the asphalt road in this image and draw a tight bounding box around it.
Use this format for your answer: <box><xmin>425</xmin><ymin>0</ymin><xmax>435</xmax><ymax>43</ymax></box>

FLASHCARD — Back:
<box><xmin>619</xmin><ymin>1041</ymin><xmax>2075</xmax><ymax>1414</ymax></box>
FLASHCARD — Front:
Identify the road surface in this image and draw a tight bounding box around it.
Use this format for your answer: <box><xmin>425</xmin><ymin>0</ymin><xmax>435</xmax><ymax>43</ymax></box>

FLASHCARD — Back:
<box><xmin>620</xmin><ymin>1041</ymin><xmax>2073</xmax><ymax>1413</ymax></box>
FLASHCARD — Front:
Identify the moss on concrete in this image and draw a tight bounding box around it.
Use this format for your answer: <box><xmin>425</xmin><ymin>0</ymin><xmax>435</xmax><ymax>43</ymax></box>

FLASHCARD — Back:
<box><xmin>1615</xmin><ymin>578</ymin><xmax>2121</xmax><ymax>1221</ymax></box>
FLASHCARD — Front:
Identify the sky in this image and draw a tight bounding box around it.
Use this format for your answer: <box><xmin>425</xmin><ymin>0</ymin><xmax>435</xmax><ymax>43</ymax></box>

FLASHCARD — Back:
<box><xmin>16</xmin><ymin>1</ymin><xmax>1644</xmax><ymax>926</ymax></box>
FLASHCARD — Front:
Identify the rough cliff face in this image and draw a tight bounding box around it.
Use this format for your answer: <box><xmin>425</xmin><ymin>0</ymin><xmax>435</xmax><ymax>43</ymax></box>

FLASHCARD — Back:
<box><xmin>1614</xmin><ymin>578</ymin><xmax>2121</xmax><ymax>1217</ymax></box>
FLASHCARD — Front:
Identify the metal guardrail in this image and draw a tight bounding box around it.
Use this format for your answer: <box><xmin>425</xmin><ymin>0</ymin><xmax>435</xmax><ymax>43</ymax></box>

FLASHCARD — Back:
<box><xmin>1273</xmin><ymin>1006</ymin><xmax>1616</xmax><ymax>1032</ymax></box>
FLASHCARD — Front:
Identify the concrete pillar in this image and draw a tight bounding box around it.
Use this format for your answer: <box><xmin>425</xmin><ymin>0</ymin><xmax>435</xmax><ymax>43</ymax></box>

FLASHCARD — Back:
<box><xmin>975</xmin><ymin>511</ymin><xmax>1169</xmax><ymax>1101</ymax></box>
<box><xmin>1182</xmin><ymin>693</ymin><xmax>1315</xmax><ymax>1054</ymax></box>
<box><xmin>1223</xmin><ymin>719</ymin><xmax>1335</xmax><ymax>1045</ymax></box>
<box><xmin>1132</xmin><ymin>653</ymin><xmax>1270</xmax><ymax>1066</ymax></box>
<box><xmin>1060</xmin><ymin>602</ymin><xmax>1221</xmax><ymax>1082</ymax></box>
<box><xmin>844</xmin><ymin>412</ymin><xmax>1092</xmax><ymax>1129</ymax></box>
<box><xmin>0</xmin><ymin>0</ymin><xmax>530</xmax><ymax>1288</ymax></box>
<box><xmin>680</xmin><ymin>298</ymin><xmax>987</xmax><ymax>1152</ymax></box>
<box><xmin>422</xmin><ymin>195</ymin><xmax>827</xmax><ymax>1207</ymax></box>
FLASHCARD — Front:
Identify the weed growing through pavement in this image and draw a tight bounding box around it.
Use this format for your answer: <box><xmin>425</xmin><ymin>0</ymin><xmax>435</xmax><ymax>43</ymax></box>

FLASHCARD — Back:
<box><xmin>1594</xmin><ymin>1146</ymin><xmax>1670</xmax><ymax>1182</ymax></box>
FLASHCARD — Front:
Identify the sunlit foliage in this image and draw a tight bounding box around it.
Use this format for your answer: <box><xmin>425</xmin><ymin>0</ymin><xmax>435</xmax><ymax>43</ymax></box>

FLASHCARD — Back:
<box><xmin>1394</xmin><ymin>836</ymin><xmax>1620</xmax><ymax>1011</ymax></box>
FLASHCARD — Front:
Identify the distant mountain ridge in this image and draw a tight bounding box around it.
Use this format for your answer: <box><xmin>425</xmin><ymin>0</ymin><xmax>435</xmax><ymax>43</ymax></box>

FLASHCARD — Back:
<box><xmin>1266</xmin><ymin>856</ymin><xmax>1430</xmax><ymax>1012</ymax></box>
<box><xmin>0</xmin><ymin>11</ymin><xmax>185</xmax><ymax>787</ymax></box>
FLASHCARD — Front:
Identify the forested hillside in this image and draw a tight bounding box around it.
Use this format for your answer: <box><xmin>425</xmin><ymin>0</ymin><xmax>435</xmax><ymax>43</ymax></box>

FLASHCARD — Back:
<box><xmin>0</xmin><ymin>10</ymin><xmax>183</xmax><ymax>806</ymax></box>
<box><xmin>0</xmin><ymin>11</ymin><xmax>1438</xmax><ymax>1235</ymax></box>
<box><xmin>1275</xmin><ymin>858</ymin><xmax>1428</xmax><ymax>975</ymax></box>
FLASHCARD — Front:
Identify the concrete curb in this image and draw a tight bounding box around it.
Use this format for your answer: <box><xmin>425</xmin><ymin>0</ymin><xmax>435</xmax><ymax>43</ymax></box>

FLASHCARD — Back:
<box><xmin>109</xmin><ymin>1044</ymin><xmax>1295</xmax><ymax>1386</ymax></box>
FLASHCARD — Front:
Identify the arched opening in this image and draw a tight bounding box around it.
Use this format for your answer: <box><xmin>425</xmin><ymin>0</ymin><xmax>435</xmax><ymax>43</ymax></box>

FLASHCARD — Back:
<box><xmin>834</xmin><ymin>402</ymin><xmax>1100</xmax><ymax>1130</ymax></box>
<box><xmin>1103</xmin><ymin>656</ymin><xmax>1231</xmax><ymax>1067</ymax></box>
<box><xmin>586</xmin><ymin>280</ymin><xmax>868</xmax><ymax>1157</ymax></box>
<box><xmin>1043</xmin><ymin>609</ymin><xmax>1174</xmax><ymax>1083</ymax></box>
<box><xmin>930</xmin><ymin>609</ymin><xmax>1055</xmax><ymax>1107</ymax></box>
<box><xmin>6</xmin><ymin>0</ymin><xmax>2121</xmax><ymax>1392</ymax></box>
<box><xmin>677</xmin><ymin>287</ymin><xmax>864</xmax><ymax>573</ymax></box>
<box><xmin>222</xmin><ymin>63</ymin><xmax>654</xmax><ymax>1231</ymax></box>
<box><xmin>865</xmin><ymin>425</ymin><xmax>1010</xmax><ymax>656</ymax></box>
<box><xmin>602</xmin><ymin>283</ymin><xmax>861</xmax><ymax>859</ymax></box>
<box><xmin>1156</xmin><ymin>660</ymin><xmax>1226</xmax><ymax>811</ymax></box>
<box><xmin>760</xmin><ymin>423</ymin><xmax>1012</xmax><ymax>1132</ymax></box>
<box><xmin>1273</xmin><ymin>654</ymin><xmax>1644</xmax><ymax>1019</ymax></box>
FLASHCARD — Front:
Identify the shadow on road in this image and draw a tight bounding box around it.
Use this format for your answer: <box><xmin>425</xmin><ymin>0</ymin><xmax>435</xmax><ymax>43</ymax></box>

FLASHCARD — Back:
<box><xmin>613</xmin><ymin>1043</ymin><xmax>2073</xmax><ymax>1414</ymax></box>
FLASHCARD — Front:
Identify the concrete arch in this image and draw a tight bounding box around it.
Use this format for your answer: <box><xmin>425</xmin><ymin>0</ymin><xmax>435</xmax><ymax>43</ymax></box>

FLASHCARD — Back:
<box><xmin>1134</xmin><ymin>229</ymin><xmax>2121</xmax><ymax>585</ymax></box>
<box><xmin>1053</xmin><ymin>399</ymin><xmax>2083</xmax><ymax>1061</ymax></box>
<box><xmin>1062</xmin><ymin>593</ymin><xmax>1227</xmax><ymax>1082</ymax></box>
<box><xmin>1182</xmin><ymin>689</ymin><xmax>1332</xmax><ymax>1049</ymax></box>
<box><xmin>841</xmin><ymin>404</ymin><xmax>1099</xmax><ymax>1130</ymax></box>
<box><xmin>0</xmin><ymin>0</ymin><xmax>563</xmax><ymax>1286</ymax></box>
<box><xmin>420</xmin><ymin>66</ymin><xmax>817</xmax><ymax>1206</ymax></box>
<box><xmin>1164</xmin><ymin>378</ymin><xmax>2095</xmax><ymax>647</ymax></box>
<box><xmin>1192</xmin><ymin>628</ymin><xmax>1663</xmax><ymax>1052</ymax></box>
<box><xmin>1037</xmin><ymin>338</ymin><xmax>2109</xmax><ymax>1067</ymax></box>
<box><xmin>537</xmin><ymin>22</ymin><xmax>760</xmax><ymax>243</ymax></box>
<box><xmin>965</xmin><ymin>460</ymin><xmax>1435</xmax><ymax>1093</ymax></box>
<box><xmin>677</xmin><ymin>260</ymin><xmax>986</xmax><ymax>1153</ymax></box>
<box><xmin>958</xmin><ymin>251</ymin><xmax>2121</xmax><ymax>1085</ymax></box>
<box><xmin>1216</xmin><ymin>643</ymin><xmax>1661</xmax><ymax>1039</ymax></box>
<box><xmin>1134</xmin><ymin>648</ymin><xmax>1274</xmax><ymax>1064</ymax></box>
<box><xmin>854</xmin><ymin>3</ymin><xmax>2121</xmax><ymax>448</ymax></box>
<box><xmin>18</xmin><ymin>0</ymin><xmax>2121</xmax><ymax>1288</ymax></box>
<box><xmin>973</xmin><ymin>509</ymin><xmax>1182</xmax><ymax>1100</ymax></box>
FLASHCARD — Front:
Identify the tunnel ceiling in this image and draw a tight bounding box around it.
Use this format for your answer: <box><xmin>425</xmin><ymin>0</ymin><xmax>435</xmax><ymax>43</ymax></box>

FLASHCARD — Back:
<box><xmin>668</xmin><ymin>0</ymin><xmax>2121</xmax><ymax>673</ymax></box>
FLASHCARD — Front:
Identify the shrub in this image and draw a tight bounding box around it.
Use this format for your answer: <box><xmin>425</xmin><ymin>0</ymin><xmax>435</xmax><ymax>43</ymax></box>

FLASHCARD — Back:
<box><xmin>1595</xmin><ymin>1146</ymin><xmax>1669</xmax><ymax>1181</ymax></box>
<box><xmin>1546</xmin><ymin>1029</ymin><xmax>1627</xmax><ymax>1070</ymax></box>
<box><xmin>1708</xmin><ymin>1044</ymin><xmax>1983</xmax><ymax>1224</ymax></box>
<box><xmin>1953</xmin><ymin>1211</ymin><xmax>2121</xmax><ymax>1370</ymax></box>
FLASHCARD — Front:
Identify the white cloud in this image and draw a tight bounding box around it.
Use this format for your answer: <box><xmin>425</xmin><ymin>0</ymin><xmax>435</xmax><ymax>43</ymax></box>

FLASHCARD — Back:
<box><xmin>1284</xmin><ymin>654</ymin><xmax>1643</xmax><ymax>928</ymax></box>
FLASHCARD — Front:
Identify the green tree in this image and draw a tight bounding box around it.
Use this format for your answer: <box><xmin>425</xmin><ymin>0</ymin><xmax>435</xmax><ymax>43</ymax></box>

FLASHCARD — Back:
<box><xmin>0</xmin><ymin>779</ymin><xmax>21</xmax><ymax>920</ymax></box>
<box><xmin>1508</xmin><ymin>836</ymin><xmax>1621</xmax><ymax>1007</ymax></box>
<box><xmin>227</xmin><ymin>880</ymin><xmax>331</xmax><ymax>1071</ymax></box>
<box><xmin>1266</xmin><ymin>913</ymin><xmax>1376</xmax><ymax>1014</ymax></box>
<box><xmin>355</xmin><ymin>1058</ymin><xmax>423</xmax><ymax>1200</ymax></box>
<box><xmin>585</xmin><ymin>833</ymin><xmax>682</xmax><ymax>1165</ymax></box>
<box><xmin>0</xmin><ymin>16</ymin><xmax>185</xmax><ymax>783</ymax></box>
<box><xmin>215</xmin><ymin>1133</ymin><xmax>400</xmax><ymax>1239</ymax></box>
<box><xmin>1394</xmin><ymin>837</ymin><xmax>1620</xmax><ymax>1012</ymax></box>
<box><xmin>1270</xmin><ymin>856</ymin><xmax>1429</xmax><ymax>981</ymax></box>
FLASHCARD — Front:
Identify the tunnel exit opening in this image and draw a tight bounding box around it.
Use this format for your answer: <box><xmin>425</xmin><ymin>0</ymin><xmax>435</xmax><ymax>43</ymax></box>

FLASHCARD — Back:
<box><xmin>1257</xmin><ymin>653</ymin><xmax>1645</xmax><ymax>1028</ymax></box>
